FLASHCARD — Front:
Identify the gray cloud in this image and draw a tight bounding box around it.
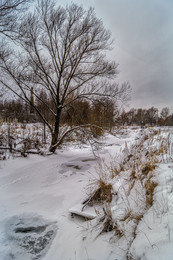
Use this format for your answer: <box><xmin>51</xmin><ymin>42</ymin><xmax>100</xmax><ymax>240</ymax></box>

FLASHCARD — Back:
<box><xmin>59</xmin><ymin>0</ymin><xmax>173</xmax><ymax>111</ymax></box>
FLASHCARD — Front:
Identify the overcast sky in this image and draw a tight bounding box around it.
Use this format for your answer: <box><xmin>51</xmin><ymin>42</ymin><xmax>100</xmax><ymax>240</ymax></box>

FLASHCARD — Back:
<box><xmin>57</xmin><ymin>0</ymin><xmax>173</xmax><ymax>112</ymax></box>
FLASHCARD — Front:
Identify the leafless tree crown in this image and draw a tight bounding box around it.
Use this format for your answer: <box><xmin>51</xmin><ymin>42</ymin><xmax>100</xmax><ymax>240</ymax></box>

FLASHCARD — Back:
<box><xmin>0</xmin><ymin>0</ymin><xmax>131</xmax><ymax>151</ymax></box>
<box><xmin>0</xmin><ymin>0</ymin><xmax>33</xmax><ymax>37</ymax></box>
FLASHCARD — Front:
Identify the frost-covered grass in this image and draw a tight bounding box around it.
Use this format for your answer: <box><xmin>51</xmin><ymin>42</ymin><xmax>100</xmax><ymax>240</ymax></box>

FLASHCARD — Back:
<box><xmin>85</xmin><ymin>127</ymin><xmax>173</xmax><ymax>259</ymax></box>
<box><xmin>0</xmin><ymin>122</ymin><xmax>50</xmax><ymax>158</ymax></box>
<box><xmin>0</xmin><ymin>124</ymin><xmax>173</xmax><ymax>259</ymax></box>
<box><xmin>0</xmin><ymin>122</ymin><xmax>105</xmax><ymax>158</ymax></box>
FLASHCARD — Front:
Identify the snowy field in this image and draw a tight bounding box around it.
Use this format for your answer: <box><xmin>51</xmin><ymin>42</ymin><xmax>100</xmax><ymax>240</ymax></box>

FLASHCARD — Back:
<box><xmin>0</xmin><ymin>124</ymin><xmax>173</xmax><ymax>260</ymax></box>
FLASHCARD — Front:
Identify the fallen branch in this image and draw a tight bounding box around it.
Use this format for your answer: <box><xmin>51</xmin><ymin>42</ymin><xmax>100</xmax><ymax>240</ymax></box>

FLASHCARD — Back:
<box><xmin>49</xmin><ymin>124</ymin><xmax>104</xmax><ymax>152</ymax></box>
<box><xmin>0</xmin><ymin>146</ymin><xmax>41</xmax><ymax>154</ymax></box>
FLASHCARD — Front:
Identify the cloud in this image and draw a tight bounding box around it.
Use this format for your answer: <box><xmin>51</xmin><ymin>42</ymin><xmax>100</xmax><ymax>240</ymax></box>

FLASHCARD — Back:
<box><xmin>90</xmin><ymin>0</ymin><xmax>173</xmax><ymax>111</ymax></box>
<box><xmin>54</xmin><ymin>0</ymin><xmax>173</xmax><ymax>111</ymax></box>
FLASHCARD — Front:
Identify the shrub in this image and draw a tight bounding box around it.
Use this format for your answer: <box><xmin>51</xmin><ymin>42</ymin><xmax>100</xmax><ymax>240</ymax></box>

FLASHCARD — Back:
<box><xmin>90</xmin><ymin>125</ymin><xmax>104</xmax><ymax>138</ymax></box>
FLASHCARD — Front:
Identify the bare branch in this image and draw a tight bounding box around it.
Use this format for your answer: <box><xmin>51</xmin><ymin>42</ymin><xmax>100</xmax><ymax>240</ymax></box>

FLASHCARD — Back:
<box><xmin>0</xmin><ymin>1</ymin><xmax>131</xmax><ymax>152</ymax></box>
<box><xmin>0</xmin><ymin>0</ymin><xmax>34</xmax><ymax>38</ymax></box>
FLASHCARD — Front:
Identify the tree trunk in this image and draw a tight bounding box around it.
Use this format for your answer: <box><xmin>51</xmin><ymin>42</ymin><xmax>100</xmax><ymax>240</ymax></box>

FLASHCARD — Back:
<box><xmin>49</xmin><ymin>109</ymin><xmax>61</xmax><ymax>153</ymax></box>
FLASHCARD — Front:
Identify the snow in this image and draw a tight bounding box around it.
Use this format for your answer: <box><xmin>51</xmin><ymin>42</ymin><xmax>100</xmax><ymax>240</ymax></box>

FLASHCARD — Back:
<box><xmin>0</xmin><ymin>125</ymin><xmax>173</xmax><ymax>259</ymax></box>
<box><xmin>69</xmin><ymin>203</ymin><xmax>97</xmax><ymax>219</ymax></box>
<box><xmin>129</xmin><ymin>162</ymin><xmax>173</xmax><ymax>260</ymax></box>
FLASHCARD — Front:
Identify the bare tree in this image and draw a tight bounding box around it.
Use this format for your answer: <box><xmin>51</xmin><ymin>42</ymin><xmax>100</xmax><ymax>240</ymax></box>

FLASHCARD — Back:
<box><xmin>0</xmin><ymin>0</ymin><xmax>33</xmax><ymax>38</ymax></box>
<box><xmin>0</xmin><ymin>0</ymin><xmax>131</xmax><ymax>152</ymax></box>
<box><xmin>160</xmin><ymin>107</ymin><xmax>170</xmax><ymax>121</ymax></box>
<box><xmin>0</xmin><ymin>0</ymin><xmax>33</xmax><ymax>98</ymax></box>
<box><xmin>147</xmin><ymin>107</ymin><xmax>158</xmax><ymax>126</ymax></box>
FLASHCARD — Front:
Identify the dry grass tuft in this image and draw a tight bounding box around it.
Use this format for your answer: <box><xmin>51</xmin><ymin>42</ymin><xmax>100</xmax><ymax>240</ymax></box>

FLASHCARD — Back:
<box><xmin>120</xmin><ymin>210</ymin><xmax>132</xmax><ymax>222</ymax></box>
<box><xmin>120</xmin><ymin>210</ymin><xmax>143</xmax><ymax>224</ymax></box>
<box><xmin>90</xmin><ymin>180</ymin><xmax>113</xmax><ymax>204</ymax></box>
<box><xmin>142</xmin><ymin>164</ymin><xmax>156</xmax><ymax>176</ymax></box>
<box><xmin>144</xmin><ymin>178</ymin><xmax>158</xmax><ymax>207</ymax></box>
<box><xmin>98</xmin><ymin>205</ymin><xmax>124</xmax><ymax>237</ymax></box>
<box><xmin>143</xmin><ymin>135</ymin><xmax>149</xmax><ymax>141</ymax></box>
<box><xmin>132</xmin><ymin>213</ymin><xmax>143</xmax><ymax>224</ymax></box>
<box><xmin>130</xmin><ymin>170</ymin><xmax>136</xmax><ymax>180</ymax></box>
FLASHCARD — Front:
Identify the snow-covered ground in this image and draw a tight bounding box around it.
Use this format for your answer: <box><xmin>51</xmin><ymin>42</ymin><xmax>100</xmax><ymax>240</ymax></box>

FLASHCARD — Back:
<box><xmin>0</xmin><ymin>125</ymin><xmax>173</xmax><ymax>260</ymax></box>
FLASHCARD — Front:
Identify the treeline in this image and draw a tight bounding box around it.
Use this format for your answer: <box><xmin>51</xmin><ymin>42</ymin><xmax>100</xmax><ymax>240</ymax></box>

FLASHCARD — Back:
<box><xmin>0</xmin><ymin>99</ymin><xmax>172</xmax><ymax>127</ymax></box>
<box><xmin>119</xmin><ymin>107</ymin><xmax>173</xmax><ymax>126</ymax></box>
<box><xmin>0</xmin><ymin>97</ymin><xmax>117</xmax><ymax>130</ymax></box>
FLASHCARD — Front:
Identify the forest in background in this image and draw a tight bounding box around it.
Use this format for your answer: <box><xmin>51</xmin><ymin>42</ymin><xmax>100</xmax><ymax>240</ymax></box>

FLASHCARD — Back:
<box><xmin>0</xmin><ymin>97</ymin><xmax>172</xmax><ymax>128</ymax></box>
